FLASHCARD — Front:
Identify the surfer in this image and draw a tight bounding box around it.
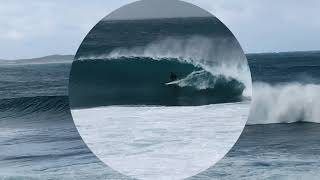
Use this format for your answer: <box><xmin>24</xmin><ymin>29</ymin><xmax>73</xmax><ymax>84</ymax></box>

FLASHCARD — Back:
<box><xmin>170</xmin><ymin>72</ymin><xmax>178</xmax><ymax>81</ymax></box>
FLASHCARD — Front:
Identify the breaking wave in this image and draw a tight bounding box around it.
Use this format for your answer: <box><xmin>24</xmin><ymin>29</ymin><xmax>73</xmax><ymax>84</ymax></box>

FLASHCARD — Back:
<box><xmin>248</xmin><ymin>82</ymin><xmax>320</xmax><ymax>124</ymax></box>
<box><xmin>70</xmin><ymin>57</ymin><xmax>247</xmax><ymax>108</ymax></box>
<box><xmin>77</xmin><ymin>36</ymin><xmax>252</xmax><ymax>97</ymax></box>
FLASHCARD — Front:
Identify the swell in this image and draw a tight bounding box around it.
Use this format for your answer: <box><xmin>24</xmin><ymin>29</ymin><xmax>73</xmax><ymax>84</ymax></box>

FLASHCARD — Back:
<box><xmin>248</xmin><ymin>82</ymin><xmax>320</xmax><ymax>125</ymax></box>
<box><xmin>0</xmin><ymin>96</ymin><xmax>69</xmax><ymax>120</ymax></box>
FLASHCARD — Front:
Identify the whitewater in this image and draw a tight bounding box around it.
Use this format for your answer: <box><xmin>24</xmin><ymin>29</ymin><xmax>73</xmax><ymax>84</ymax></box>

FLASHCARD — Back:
<box><xmin>249</xmin><ymin>82</ymin><xmax>320</xmax><ymax>124</ymax></box>
<box><xmin>71</xmin><ymin>103</ymin><xmax>249</xmax><ymax>180</ymax></box>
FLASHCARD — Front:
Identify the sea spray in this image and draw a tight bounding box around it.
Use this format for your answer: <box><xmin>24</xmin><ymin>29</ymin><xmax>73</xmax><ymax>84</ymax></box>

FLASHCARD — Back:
<box><xmin>248</xmin><ymin>82</ymin><xmax>320</xmax><ymax>124</ymax></box>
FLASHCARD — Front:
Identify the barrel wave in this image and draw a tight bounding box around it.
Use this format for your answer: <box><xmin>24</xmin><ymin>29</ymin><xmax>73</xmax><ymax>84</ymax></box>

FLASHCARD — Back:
<box><xmin>70</xmin><ymin>56</ymin><xmax>247</xmax><ymax>108</ymax></box>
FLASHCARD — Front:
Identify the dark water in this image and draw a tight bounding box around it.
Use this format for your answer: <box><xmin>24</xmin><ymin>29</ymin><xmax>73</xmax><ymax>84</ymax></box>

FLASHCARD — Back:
<box><xmin>1</xmin><ymin>51</ymin><xmax>320</xmax><ymax>179</ymax></box>
<box><xmin>70</xmin><ymin>58</ymin><xmax>244</xmax><ymax>108</ymax></box>
<box><xmin>248</xmin><ymin>51</ymin><xmax>320</xmax><ymax>84</ymax></box>
<box><xmin>0</xmin><ymin>63</ymin><xmax>70</xmax><ymax>99</ymax></box>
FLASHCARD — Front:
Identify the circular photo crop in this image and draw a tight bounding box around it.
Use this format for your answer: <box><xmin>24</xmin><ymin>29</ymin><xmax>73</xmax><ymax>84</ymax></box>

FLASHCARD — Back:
<box><xmin>69</xmin><ymin>0</ymin><xmax>252</xmax><ymax>179</ymax></box>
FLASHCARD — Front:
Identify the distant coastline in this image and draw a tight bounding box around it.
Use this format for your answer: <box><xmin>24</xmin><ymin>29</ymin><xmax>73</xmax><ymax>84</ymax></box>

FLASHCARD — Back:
<box><xmin>0</xmin><ymin>55</ymin><xmax>74</xmax><ymax>65</ymax></box>
<box><xmin>246</xmin><ymin>50</ymin><xmax>320</xmax><ymax>56</ymax></box>
<box><xmin>0</xmin><ymin>50</ymin><xmax>319</xmax><ymax>64</ymax></box>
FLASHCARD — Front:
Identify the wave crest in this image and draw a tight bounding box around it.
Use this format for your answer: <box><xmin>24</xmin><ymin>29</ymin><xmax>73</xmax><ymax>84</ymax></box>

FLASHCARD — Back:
<box><xmin>248</xmin><ymin>82</ymin><xmax>320</xmax><ymax>124</ymax></box>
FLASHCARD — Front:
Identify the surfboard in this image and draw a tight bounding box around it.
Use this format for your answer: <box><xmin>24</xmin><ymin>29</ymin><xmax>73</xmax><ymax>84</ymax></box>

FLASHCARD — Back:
<box><xmin>165</xmin><ymin>80</ymin><xmax>179</xmax><ymax>85</ymax></box>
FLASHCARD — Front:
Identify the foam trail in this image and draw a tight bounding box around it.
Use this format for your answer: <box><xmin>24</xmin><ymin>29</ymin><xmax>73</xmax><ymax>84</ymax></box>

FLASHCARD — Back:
<box><xmin>248</xmin><ymin>82</ymin><xmax>320</xmax><ymax>124</ymax></box>
<box><xmin>168</xmin><ymin>70</ymin><xmax>244</xmax><ymax>93</ymax></box>
<box><xmin>78</xmin><ymin>36</ymin><xmax>252</xmax><ymax>97</ymax></box>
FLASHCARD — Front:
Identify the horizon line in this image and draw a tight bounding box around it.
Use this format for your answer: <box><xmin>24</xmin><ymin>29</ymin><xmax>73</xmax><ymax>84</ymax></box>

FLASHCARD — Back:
<box><xmin>1</xmin><ymin>50</ymin><xmax>320</xmax><ymax>61</ymax></box>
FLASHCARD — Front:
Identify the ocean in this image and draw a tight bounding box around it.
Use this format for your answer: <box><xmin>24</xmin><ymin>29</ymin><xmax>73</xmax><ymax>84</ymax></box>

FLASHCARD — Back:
<box><xmin>1</xmin><ymin>18</ymin><xmax>320</xmax><ymax>179</ymax></box>
<box><xmin>1</xmin><ymin>51</ymin><xmax>320</xmax><ymax>179</ymax></box>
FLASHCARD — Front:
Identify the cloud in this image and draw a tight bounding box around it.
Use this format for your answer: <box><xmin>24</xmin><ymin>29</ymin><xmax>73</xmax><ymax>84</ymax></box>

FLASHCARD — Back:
<box><xmin>0</xmin><ymin>0</ymin><xmax>319</xmax><ymax>59</ymax></box>
<box><xmin>0</xmin><ymin>0</ymin><xmax>135</xmax><ymax>59</ymax></box>
<box><xmin>189</xmin><ymin>0</ymin><xmax>320</xmax><ymax>53</ymax></box>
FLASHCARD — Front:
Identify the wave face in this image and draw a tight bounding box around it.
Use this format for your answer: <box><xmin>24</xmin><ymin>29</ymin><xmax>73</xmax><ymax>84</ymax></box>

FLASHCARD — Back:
<box><xmin>248</xmin><ymin>82</ymin><xmax>320</xmax><ymax>124</ymax></box>
<box><xmin>70</xmin><ymin>56</ymin><xmax>247</xmax><ymax>108</ymax></box>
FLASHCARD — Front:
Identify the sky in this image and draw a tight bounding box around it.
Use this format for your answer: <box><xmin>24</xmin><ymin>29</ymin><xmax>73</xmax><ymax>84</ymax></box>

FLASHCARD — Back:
<box><xmin>104</xmin><ymin>0</ymin><xmax>211</xmax><ymax>20</ymax></box>
<box><xmin>0</xmin><ymin>0</ymin><xmax>320</xmax><ymax>59</ymax></box>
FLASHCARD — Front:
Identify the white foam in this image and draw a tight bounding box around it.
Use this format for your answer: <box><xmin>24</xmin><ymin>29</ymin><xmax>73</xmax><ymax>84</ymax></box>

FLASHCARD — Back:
<box><xmin>248</xmin><ymin>82</ymin><xmax>320</xmax><ymax>124</ymax></box>
<box><xmin>71</xmin><ymin>103</ymin><xmax>250</xmax><ymax>180</ymax></box>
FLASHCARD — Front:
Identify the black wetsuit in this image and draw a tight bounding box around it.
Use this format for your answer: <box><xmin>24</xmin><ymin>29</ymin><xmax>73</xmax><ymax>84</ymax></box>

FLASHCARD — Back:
<box><xmin>170</xmin><ymin>72</ymin><xmax>177</xmax><ymax>81</ymax></box>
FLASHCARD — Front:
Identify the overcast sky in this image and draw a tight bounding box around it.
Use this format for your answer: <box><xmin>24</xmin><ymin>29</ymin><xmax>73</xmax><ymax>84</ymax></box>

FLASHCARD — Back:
<box><xmin>1</xmin><ymin>0</ymin><xmax>320</xmax><ymax>59</ymax></box>
<box><xmin>105</xmin><ymin>0</ymin><xmax>211</xmax><ymax>20</ymax></box>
